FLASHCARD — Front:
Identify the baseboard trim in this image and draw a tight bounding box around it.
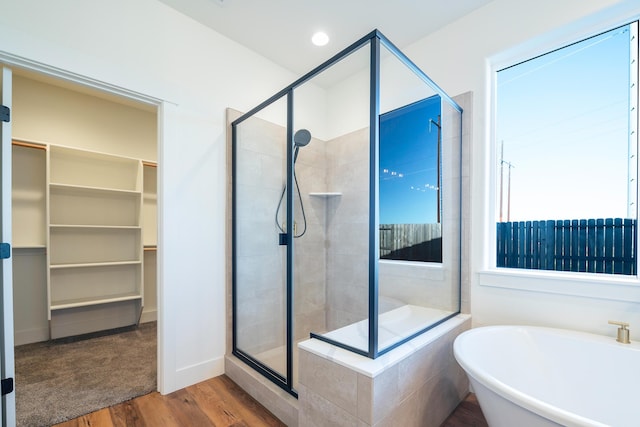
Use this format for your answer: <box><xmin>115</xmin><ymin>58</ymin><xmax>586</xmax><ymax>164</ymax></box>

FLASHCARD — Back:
<box><xmin>140</xmin><ymin>309</ymin><xmax>157</xmax><ymax>324</ymax></box>
<box><xmin>14</xmin><ymin>327</ymin><xmax>49</xmax><ymax>346</ymax></box>
<box><xmin>170</xmin><ymin>356</ymin><xmax>225</xmax><ymax>393</ymax></box>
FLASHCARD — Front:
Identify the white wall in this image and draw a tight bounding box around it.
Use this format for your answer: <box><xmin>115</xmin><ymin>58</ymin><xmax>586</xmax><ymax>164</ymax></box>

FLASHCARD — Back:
<box><xmin>0</xmin><ymin>0</ymin><xmax>298</xmax><ymax>394</ymax></box>
<box><xmin>12</xmin><ymin>74</ymin><xmax>157</xmax><ymax>160</ymax></box>
<box><xmin>402</xmin><ymin>0</ymin><xmax>640</xmax><ymax>339</ymax></box>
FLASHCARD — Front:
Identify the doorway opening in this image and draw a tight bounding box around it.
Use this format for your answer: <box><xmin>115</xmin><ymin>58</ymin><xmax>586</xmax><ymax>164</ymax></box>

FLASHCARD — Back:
<box><xmin>9</xmin><ymin>68</ymin><xmax>160</xmax><ymax>426</ymax></box>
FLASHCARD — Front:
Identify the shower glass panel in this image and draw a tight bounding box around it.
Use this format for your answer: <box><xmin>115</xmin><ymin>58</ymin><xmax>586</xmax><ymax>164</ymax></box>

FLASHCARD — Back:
<box><xmin>293</xmin><ymin>43</ymin><xmax>372</xmax><ymax>354</ymax></box>
<box><xmin>233</xmin><ymin>96</ymin><xmax>290</xmax><ymax>383</ymax></box>
<box><xmin>375</xmin><ymin>43</ymin><xmax>462</xmax><ymax>353</ymax></box>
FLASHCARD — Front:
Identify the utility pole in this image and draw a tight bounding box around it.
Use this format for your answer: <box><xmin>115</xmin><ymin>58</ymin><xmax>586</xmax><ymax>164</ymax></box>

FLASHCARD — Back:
<box><xmin>506</xmin><ymin>160</ymin><xmax>514</xmax><ymax>221</ymax></box>
<box><xmin>499</xmin><ymin>140</ymin><xmax>514</xmax><ymax>222</ymax></box>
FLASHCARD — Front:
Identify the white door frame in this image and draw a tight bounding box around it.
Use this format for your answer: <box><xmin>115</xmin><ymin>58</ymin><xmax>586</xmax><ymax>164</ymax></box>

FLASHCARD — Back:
<box><xmin>1</xmin><ymin>65</ymin><xmax>15</xmax><ymax>427</ymax></box>
<box><xmin>0</xmin><ymin>52</ymin><xmax>167</xmax><ymax>422</ymax></box>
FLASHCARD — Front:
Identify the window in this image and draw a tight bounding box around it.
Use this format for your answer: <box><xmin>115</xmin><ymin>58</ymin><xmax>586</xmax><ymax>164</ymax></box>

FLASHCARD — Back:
<box><xmin>379</xmin><ymin>95</ymin><xmax>442</xmax><ymax>263</ymax></box>
<box><xmin>495</xmin><ymin>22</ymin><xmax>639</xmax><ymax>275</ymax></box>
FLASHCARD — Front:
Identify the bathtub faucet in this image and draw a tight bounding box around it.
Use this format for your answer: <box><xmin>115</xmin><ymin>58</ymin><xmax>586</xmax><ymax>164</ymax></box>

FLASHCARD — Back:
<box><xmin>608</xmin><ymin>320</ymin><xmax>630</xmax><ymax>344</ymax></box>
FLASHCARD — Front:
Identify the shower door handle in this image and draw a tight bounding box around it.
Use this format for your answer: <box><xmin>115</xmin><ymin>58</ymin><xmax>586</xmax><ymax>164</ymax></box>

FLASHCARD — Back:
<box><xmin>279</xmin><ymin>233</ymin><xmax>288</xmax><ymax>246</ymax></box>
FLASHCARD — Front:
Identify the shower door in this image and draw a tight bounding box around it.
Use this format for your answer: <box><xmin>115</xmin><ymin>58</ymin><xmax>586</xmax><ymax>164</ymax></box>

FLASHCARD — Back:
<box><xmin>232</xmin><ymin>96</ymin><xmax>294</xmax><ymax>391</ymax></box>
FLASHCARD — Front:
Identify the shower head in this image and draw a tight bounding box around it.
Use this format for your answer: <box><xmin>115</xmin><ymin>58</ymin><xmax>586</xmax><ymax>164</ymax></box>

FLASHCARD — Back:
<box><xmin>293</xmin><ymin>129</ymin><xmax>312</xmax><ymax>163</ymax></box>
<box><xmin>294</xmin><ymin>129</ymin><xmax>312</xmax><ymax>147</ymax></box>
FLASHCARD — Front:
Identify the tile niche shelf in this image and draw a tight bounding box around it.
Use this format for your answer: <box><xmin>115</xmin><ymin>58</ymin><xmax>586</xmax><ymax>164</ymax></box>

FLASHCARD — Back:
<box><xmin>308</xmin><ymin>192</ymin><xmax>342</xmax><ymax>197</ymax></box>
<box><xmin>48</xmin><ymin>146</ymin><xmax>144</xmax><ymax>339</ymax></box>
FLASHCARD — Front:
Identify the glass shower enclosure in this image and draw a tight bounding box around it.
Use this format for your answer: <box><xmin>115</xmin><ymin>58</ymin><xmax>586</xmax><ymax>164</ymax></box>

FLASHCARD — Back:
<box><xmin>232</xmin><ymin>30</ymin><xmax>462</xmax><ymax>396</ymax></box>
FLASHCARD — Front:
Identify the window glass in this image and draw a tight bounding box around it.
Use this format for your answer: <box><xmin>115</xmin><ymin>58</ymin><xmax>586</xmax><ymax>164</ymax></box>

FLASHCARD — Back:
<box><xmin>496</xmin><ymin>22</ymin><xmax>638</xmax><ymax>275</ymax></box>
<box><xmin>380</xmin><ymin>95</ymin><xmax>442</xmax><ymax>262</ymax></box>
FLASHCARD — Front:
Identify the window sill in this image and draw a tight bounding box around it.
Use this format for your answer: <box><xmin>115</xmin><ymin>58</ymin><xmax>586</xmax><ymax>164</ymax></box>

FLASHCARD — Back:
<box><xmin>478</xmin><ymin>268</ymin><xmax>640</xmax><ymax>303</ymax></box>
<box><xmin>379</xmin><ymin>259</ymin><xmax>443</xmax><ymax>268</ymax></box>
<box><xmin>379</xmin><ymin>259</ymin><xmax>445</xmax><ymax>280</ymax></box>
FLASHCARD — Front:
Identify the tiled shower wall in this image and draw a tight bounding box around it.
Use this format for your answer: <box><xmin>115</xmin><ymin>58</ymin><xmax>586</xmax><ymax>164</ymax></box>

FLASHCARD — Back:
<box><xmin>226</xmin><ymin>91</ymin><xmax>473</xmax><ymax>426</ymax></box>
<box><xmin>234</xmin><ymin>112</ymin><xmax>330</xmax><ymax>354</ymax></box>
<box><xmin>234</xmin><ymin>116</ymin><xmax>374</xmax><ymax>346</ymax></box>
<box><xmin>234</xmin><ymin>111</ymin><xmax>464</xmax><ymax>350</ymax></box>
<box><xmin>292</xmin><ymin>132</ymin><xmax>330</xmax><ymax>341</ymax></box>
<box><xmin>297</xmin><ymin>92</ymin><xmax>473</xmax><ymax>427</ymax></box>
<box><xmin>324</xmin><ymin>96</ymin><xmax>464</xmax><ymax>330</ymax></box>
<box><xmin>234</xmin><ymin>116</ymin><xmax>287</xmax><ymax>355</ymax></box>
<box><xmin>325</xmin><ymin>128</ymin><xmax>371</xmax><ymax>331</ymax></box>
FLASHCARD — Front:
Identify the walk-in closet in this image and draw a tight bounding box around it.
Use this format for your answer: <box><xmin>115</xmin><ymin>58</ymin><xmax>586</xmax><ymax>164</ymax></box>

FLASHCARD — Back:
<box><xmin>10</xmin><ymin>70</ymin><xmax>158</xmax><ymax>425</ymax></box>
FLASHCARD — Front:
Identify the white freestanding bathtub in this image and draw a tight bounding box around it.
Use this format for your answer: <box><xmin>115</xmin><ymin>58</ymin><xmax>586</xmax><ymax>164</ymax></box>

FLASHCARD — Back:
<box><xmin>454</xmin><ymin>325</ymin><xmax>640</xmax><ymax>427</ymax></box>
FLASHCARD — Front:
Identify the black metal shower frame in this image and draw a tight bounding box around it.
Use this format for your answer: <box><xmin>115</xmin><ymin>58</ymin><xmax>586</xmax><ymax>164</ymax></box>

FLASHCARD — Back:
<box><xmin>231</xmin><ymin>29</ymin><xmax>463</xmax><ymax>397</ymax></box>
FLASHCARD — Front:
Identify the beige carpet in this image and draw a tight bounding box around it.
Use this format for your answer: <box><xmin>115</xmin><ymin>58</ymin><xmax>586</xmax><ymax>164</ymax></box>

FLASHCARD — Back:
<box><xmin>15</xmin><ymin>322</ymin><xmax>156</xmax><ymax>427</ymax></box>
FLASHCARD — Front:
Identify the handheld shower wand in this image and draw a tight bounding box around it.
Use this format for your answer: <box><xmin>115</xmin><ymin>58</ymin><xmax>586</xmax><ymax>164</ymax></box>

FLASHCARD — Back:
<box><xmin>276</xmin><ymin>129</ymin><xmax>312</xmax><ymax>238</ymax></box>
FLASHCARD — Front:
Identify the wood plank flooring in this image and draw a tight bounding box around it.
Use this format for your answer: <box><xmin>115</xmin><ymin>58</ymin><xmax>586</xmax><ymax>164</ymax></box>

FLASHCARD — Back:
<box><xmin>441</xmin><ymin>393</ymin><xmax>489</xmax><ymax>427</ymax></box>
<box><xmin>53</xmin><ymin>375</ymin><xmax>285</xmax><ymax>427</ymax></box>
<box><xmin>53</xmin><ymin>374</ymin><xmax>487</xmax><ymax>427</ymax></box>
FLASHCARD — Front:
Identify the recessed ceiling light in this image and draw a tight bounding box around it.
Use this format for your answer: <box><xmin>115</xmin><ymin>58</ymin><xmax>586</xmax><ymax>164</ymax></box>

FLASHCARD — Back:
<box><xmin>311</xmin><ymin>31</ymin><xmax>329</xmax><ymax>47</ymax></box>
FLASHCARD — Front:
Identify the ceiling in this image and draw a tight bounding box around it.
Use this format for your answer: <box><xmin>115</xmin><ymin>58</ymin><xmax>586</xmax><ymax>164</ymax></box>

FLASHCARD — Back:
<box><xmin>156</xmin><ymin>0</ymin><xmax>494</xmax><ymax>76</ymax></box>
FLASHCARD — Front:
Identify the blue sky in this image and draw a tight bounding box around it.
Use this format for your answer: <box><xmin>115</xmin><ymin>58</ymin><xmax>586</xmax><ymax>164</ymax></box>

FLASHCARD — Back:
<box><xmin>496</xmin><ymin>23</ymin><xmax>633</xmax><ymax>222</ymax></box>
<box><xmin>379</xmin><ymin>95</ymin><xmax>441</xmax><ymax>224</ymax></box>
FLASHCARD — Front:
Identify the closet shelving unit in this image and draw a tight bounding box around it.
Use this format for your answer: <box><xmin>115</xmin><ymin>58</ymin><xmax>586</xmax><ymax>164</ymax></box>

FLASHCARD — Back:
<box><xmin>142</xmin><ymin>161</ymin><xmax>157</xmax><ymax>251</ymax></box>
<box><xmin>13</xmin><ymin>140</ymin><xmax>47</xmax><ymax>249</ymax></box>
<box><xmin>141</xmin><ymin>162</ymin><xmax>158</xmax><ymax>323</ymax></box>
<box><xmin>12</xmin><ymin>141</ymin><xmax>48</xmax><ymax>344</ymax></box>
<box><xmin>47</xmin><ymin>145</ymin><xmax>145</xmax><ymax>338</ymax></box>
<box><xmin>12</xmin><ymin>138</ymin><xmax>157</xmax><ymax>341</ymax></box>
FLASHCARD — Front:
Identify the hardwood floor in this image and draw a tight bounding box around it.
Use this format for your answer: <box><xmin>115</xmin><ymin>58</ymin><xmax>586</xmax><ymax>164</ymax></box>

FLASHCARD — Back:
<box><xmin>53</xmin><ymin>374</ymin><xmax>486</xmax><ymax>427</ymax></box>
<box><xmin>53</xmin><ymin>375</ymin><xmax>285</xmax><ymax>427</ymax></box>
<box><xmin>441</xmin><ymin>393</ymin><xmax>489</xmax><ymax>427</ymax></box>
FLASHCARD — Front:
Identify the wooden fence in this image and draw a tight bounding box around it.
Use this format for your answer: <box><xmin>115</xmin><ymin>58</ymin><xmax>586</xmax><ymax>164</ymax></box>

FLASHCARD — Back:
<box><xmin>496</xmin><ymin>218</ymin><xmax>636</xmax><ymax>275</ymax></box>
<box><xmin>380</xmin><ymin>223</ymin><xmax>442</xmax><ymax>262</ymax></box>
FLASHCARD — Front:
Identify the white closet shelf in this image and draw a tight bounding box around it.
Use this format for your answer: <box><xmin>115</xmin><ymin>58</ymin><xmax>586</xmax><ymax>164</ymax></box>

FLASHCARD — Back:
<box><xmin>50</xmin><ymin>293</ymin><xmax>142</xmax><ymax>311</ymax></box>
<box><xmin>50</xmin><ymin>260</ymin><xmax>142</xmax><ymax>269</ymax></box>
<box><xmin>49</xmin><ymin>224</ymin><xmax>142</xmax><ymax>230</ymax></box>
<box><xmin>13</xmin><ymin>245</ymin><xmax>46</xmax><ymax>250</ymax></box>
<box><xmin>309</xmin><ymin>192</ymin><xmax>342</xmax><ymax>197</ymax></box>
<box><xmin>49</xmin><ymin>183</ymin><xmax>141</xmax><ymax>195</ymax></box>
<box><xmin>46</xmin><ymin>145</ymin><xmax>147</xmax><ymax>339</ymax></box>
